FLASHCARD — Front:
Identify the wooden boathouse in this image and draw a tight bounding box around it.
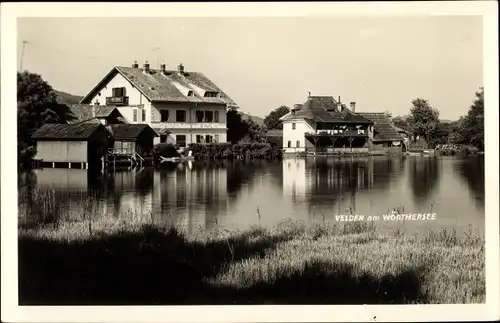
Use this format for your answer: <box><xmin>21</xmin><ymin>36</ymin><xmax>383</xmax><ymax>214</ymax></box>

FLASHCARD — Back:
<box><xmin>31</xmin><ymin>123</ymin><xmax>111</xmax><ymax>169</ymax></box>
<box><xmin>107</xmin><ymin>124</ymin><xmax>158</xmax><ymax>167</ymax></box>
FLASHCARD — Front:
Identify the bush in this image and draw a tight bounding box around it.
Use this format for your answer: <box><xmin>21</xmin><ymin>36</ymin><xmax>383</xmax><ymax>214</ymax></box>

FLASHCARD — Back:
<box><xmin>187</xmin><ymin>143</ymin><xmax>282</xmax><ymax>160</ymax></box>
<box><xmin>153</xmin><ymin>143</ymin><xmax>180</xmax><ymax>160</ymax></box>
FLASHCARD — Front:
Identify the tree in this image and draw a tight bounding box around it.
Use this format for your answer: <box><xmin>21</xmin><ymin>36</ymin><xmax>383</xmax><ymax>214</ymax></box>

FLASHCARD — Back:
<box><xmin>406</xmin><ymin>98</ymin><xmax>440</xmax><ymax>142</ymax></box>
<box><xmin>226</xmin><ymin>107</ymin><xmax>250</xmax><ymax>144</ymax></box>
<box><xmin>449</xmin><ymin>87</ymin><xmax>484</xmax><ymax>150</ymax></box>
<box><xmin>263</xmin><ymin>105</ymin><xmax>290</xmax><ymax>130</ymax></box>
<box><xmin>17</xmin><ymin>71</ymin><xmax>62</xmax><ymax>166</ymax></box>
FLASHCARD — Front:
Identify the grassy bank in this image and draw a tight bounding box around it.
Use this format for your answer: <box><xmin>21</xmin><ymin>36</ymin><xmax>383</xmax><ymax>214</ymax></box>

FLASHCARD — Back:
<box><xmin>18</xmin><ymin>216</ymin><xmax>485</xmax><ymax>305</ymax></box>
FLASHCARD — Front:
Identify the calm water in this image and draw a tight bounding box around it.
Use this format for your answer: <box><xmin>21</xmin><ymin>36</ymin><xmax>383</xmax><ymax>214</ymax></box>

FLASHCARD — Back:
<box><xmin>18</xmin><ymin>155</ymin><xmax>485</xmax><ymax>235</ymax></box>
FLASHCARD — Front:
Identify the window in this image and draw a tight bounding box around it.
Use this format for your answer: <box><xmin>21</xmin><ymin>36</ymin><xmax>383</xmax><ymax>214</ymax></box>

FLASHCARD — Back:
<box><xmin>296</xmin><ymin>141</ymin><xmax>300</xmax><ymax>148</ymax></box>
<box><xmin>292</xmin><ymin>123</ymin><xmax>296</xmax><ymax>130</ymax></box>
<box><xmin>205</xmin><ymin>135</ymin><xmax>213</xmax><ymax>143</ymax></box>
<box><xmin>214</xmin><ymin>111</ymin><xmax>219</xmax><ymax>122</ymax></box>
<box><xmin>160</xmin><ymin>110</ymin><xmax>169</xmax><ymax>122</ymax></box>
<box><xmin>187</xmin><ymin>91</ymin><xmax>194</xmax><ymax>97</ymax></box>
<box><xmin>176</xmin><ymin>135</ymin><xmax>186</xmax><ymax>147</ymax></box>
<box><xmin>112</xmin><ymin>87</ymin><xmax>126</xmax><ymax>97</ymax></box>
<box><xmin>176</xmin><ymin>110</ymin><xmax>186</xmax><ymax>122</ymax></box>
<box><xmin>205</xmin><ymin>111</ymin><xmax>213</xmax><ymax>123</ymax></box>
<box><xmin>133</xmin><ymin>109</ymin><xmax>138</xmax><ymax>122</ymax></box>
<box><xmin>160</xmin><ymin>135</ymin><xmax>167</xmax><ymax>143</ymax></box>
<box><xmin>196</xmin><ymin>111</ymin><xmax>204</xmax><ymax>122</ymax></box>
<box><xmin>196</xmin><ymin>135</ymin><xmax>203</xmax><ymax>143</ymax></box>
<box><xmin>204</xmin><ymin>91</ymin><xmax>219</xmax><ymax>98</ymax></box>
<box><xmin>214</xmin><ymin>134</ymin><xmax>219</xmax><ymax>142</ymax></box>
<box><xmin>142</xmin><ymin>109</ymin><xmax>146</xmax><ymax>122</ymax></box>
<box><xmin>287</xmin><ymin>141</ymin><xmax>292</xmax><ymax>148</ymax></box>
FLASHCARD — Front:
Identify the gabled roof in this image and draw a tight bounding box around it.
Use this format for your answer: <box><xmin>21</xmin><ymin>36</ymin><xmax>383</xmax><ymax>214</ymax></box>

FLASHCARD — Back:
<box><xmin>32</xmin><ymin>123</ymin><xmax>108</xmax><ymax>140</ymax></box>
<box><xmin>67</xmin><ymin>104</ymin><xmax>123</xmax><ymax>124</ymax></box>
<box><xmin>80</xmin><ymin>65</ymin><xmax>236</xmax><ymax>105</ymax></box>
<box><xmin>280</xmin><ymin>96</ymin><xmax>373</xmax><ymax>124</ymax></box>
<box><xmin>108</xmin><ymin>124</ymin><xmax>158</xmax><ymax>140</ymax></box>
<box><xmin>357</xmin><ymin>113</ymin><xmax>404</xmax><ymax>142</ymax></box>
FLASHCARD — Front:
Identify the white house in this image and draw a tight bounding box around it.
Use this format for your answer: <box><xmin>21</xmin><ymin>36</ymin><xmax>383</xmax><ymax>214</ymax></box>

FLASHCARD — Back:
<box><xmin>279</xmin><ymin>95</ymin><xmax>406</xmax><ymax>154</ymax></box>
<box><xmin>80</xmin><ymin>61</ymin><xmax>236</xmax><ymax>146</ymax></box>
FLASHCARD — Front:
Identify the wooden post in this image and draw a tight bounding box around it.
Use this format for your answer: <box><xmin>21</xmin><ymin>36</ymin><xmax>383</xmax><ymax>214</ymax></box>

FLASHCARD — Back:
<box><xmin>52</xmin><ymin>162</ymin><xmax>55</xmax><ymax>168</ymax></box>
<box><xmin>349</xmin><ymin>137</ymin><xmax>354</xmax><ymax>154</ymax></box>
<box><xmin>68</xmin><ymin>162</ymin><xmax>71</xmax><ymax>169</ymax></box>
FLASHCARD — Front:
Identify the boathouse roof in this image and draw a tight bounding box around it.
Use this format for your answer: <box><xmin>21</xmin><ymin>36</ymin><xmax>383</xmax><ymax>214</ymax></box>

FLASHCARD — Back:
<box><xmin>280</xmin><ymin>96</ymin><xmax>373</xmax><ymax>124</ymax></box>
<box><xmin>357</xmin><ymin>113</ymin><xmax>405</xmax><ymax>142</ymax></box>
<box><xmin>32</xmin><ymin>123</ymin><xmax>108</xmax><ymax>140</ymax></box>
<box><xmin>108</xmin><ymin>124</ymin><xmax>159</xmax><ymax>140</ymax></box>
<box><xmin>80</xmin><ymin>64</ymin><xmax>236</xmax><ymax>105</ymax></box>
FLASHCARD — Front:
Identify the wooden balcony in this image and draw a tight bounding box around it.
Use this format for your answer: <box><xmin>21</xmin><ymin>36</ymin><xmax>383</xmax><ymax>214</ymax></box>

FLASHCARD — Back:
<box><xmin>106</xmin><ymin>96</ymin><xmax>129</xmax><ymax>106</ymax></box>
<box><xmin>305</xmin><ymin>130</ymin><xmax>368</xmax><ymax>137</ymax></box>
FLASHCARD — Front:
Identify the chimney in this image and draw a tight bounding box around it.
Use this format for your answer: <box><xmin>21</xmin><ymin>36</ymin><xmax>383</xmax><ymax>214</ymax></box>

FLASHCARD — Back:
<box><xmin>132</xmin><ymin>61</ymin><xmax>139</xmax><ymax>68</ymax></box>
<box><xmin>177</xmin><ymin>63</ymin><xmax>184</xmax><ymax>74</ymax></box>
<box><xmin>350</xmin><ymin>101</ymin><xmax>356</xmax><ymax>112</ymax></box>
<box><xmin>160</xmin><ymin>63</ymin><xmax>166</xmax><ymax>74</ymax></box>
<box><xmin>143</xmin><ymin>61</ymin><xmax>150</xmax><ymax>73</ymax></box>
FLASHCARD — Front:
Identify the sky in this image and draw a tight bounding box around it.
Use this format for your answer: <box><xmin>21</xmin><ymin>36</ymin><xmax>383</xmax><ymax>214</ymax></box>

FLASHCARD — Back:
<box><xmin>17</xmin><ymin>16</ymin><xmax>483</xmax><ymax>120</ymax></box>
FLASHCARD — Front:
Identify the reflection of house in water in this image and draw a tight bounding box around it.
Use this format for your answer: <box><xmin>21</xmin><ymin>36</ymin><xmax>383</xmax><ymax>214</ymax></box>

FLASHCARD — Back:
<box><xmin>152</xmin><ymin>162</ymin><xmax>228</xmax><ymax>231</ymax></box>
<box><xmin>282</xmin><ymin>157</ymin><xmax>407</xmax><ymax>214</ymax></box>
<box><xmin>108</xmin><ymin>168</ymin><xmax>154</xmax><ymax>218</ymax></box>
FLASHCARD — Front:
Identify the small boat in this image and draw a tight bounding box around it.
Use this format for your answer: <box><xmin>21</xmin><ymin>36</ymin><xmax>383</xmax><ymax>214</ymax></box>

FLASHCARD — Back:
<box><xmin>159</xmin><ymin>156</ymin><xmax>195</xmax><ymax>164</ymax></box>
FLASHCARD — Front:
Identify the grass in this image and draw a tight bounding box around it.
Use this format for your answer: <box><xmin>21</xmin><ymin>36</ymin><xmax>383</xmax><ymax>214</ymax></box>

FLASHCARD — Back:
<box><xmin>18</xmin><ymin>210</ymin><xmax>485</xmax><ymax>305</ymax></box>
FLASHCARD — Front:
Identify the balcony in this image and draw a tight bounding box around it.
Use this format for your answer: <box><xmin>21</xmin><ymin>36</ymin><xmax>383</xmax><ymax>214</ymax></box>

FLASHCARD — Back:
<box><xmin>306</xmin><ymin>129</ymin><xmax>368</xmax><ymax>137</ymax></box>
<box><xmin>106</xmin><ymin>96</ymin><xmax>129</xmax><ymax>106</ymax></box>
<box><xmin>151</xmin><ymin>122</ymin><xmax>227</xmax><ymax>130</ymax></box>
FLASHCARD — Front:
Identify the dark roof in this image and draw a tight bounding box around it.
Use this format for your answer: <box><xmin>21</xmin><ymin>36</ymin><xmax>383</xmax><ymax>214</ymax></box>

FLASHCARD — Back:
<box><xmin>32</xmin><ymin>123</ymin><xmax>107</xmax><ymax>140</ymax></box>
<box><xmin>280</xmin><ymin>96</ymin><xmax>373</xmax><ymax>124</ymax></box>
<box><xmin>68</xmin><ymin>104</ymin><xmax>121</xmax><ymax>123</ymax></box>
<box><xmin>108</xmin><ymin>124</ymin><xmax>159</xmax><ymax>140</ymax></box>
<box><xmin>80</xmin><ymin>66</ymin><xmax>236</xmax><ymax>105</ymax></box>
<box><xmin>357</xmin><ymin>113</ymin><xmax>404</xmax><ymax>142</ymax></box>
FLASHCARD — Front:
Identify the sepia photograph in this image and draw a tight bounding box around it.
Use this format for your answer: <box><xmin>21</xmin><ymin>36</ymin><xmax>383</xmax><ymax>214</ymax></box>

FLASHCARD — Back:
<box><xmin>1</xmin><ymin>2</ymin><xmax>499</xmax><ymax>323</ymax></box>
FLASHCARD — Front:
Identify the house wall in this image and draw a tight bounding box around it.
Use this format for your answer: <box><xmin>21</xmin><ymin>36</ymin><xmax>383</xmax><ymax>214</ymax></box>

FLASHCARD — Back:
<box><xmin>85</xmin><ymin>72</ymin><xmax>152</xmax><ymax>124</ymax></box>
<box><xmin>35</xmin><ymin>141</ymin><xmax>88</xmax><ymax>163</ymax></box>
<box><xmin>282</xmin><ymin>119</ymin><xmax>316</xmax><ymax>153</ymax></box>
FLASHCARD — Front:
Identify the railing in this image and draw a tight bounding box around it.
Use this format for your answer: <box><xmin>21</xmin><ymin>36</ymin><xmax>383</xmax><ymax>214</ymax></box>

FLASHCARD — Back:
<box><xmin>151</xmin><ymin>122</ymin><xmax>227</xmax><ymax>129</ymax></box>
<box><xmin>306</xmin><ymin>130</ymin><xmax>368</xmax><ymax>137</ymax></box>
<box><xmin>106</xmin><ymin>96</ymin><xmax>129</xmax><ymax>106</ymax></box>
<box><xmin>108</xmin><ymin>148</ymin><xmax>133</xmax><ymax>156</ymax></box>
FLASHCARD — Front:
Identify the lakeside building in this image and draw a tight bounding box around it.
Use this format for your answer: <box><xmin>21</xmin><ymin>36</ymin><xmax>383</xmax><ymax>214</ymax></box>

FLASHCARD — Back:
<box><xmin>79</xmin><ymin>61</ymin><xmax>236</xmax><ymax>147</ymax></box>
<box><xmin>279</xmin><ymin>94</ymin><xmax>406</xmax><ymax>154</ymax></box>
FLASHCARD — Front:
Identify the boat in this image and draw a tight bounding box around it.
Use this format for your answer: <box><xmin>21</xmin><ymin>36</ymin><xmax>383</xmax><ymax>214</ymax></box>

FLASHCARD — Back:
<box><xmin>159</xmin><ymin>156</ymin><xmax>195</xmax><ymax>164</ymax></box>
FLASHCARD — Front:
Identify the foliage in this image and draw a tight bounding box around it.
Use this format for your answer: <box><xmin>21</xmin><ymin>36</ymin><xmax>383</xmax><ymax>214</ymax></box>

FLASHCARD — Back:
<box><xmin>392</xmin><ymin>116</ymin><xmax>410</xmax><ymax>131</ymax></box>
<box><xmin>263</xmin><ymin>105</ymin><xmax>290</xmax><ymax>130</ymax></box>
<box><xmin>448</xmin><ymin>88</ymin><xmax>484</xmax><ymax>150</ymax></box>
<box><xmin>406</xmin><ymin>98</ymin><xmax>440</xmax><ymax>142</ymax></box>
<box><xmin>227</xmin><ymin>106</ymin><xmax>268</xmax><ymax>144</ymax></box>
<box><xmin>187</xmin><ymin>143</ymin><xmax>282</xmax><ymax>160</ymax></box>
<box><xmin>153</xmin><ymin>143</ymin><xmax>180</xmax><ymax>160</ymax></box>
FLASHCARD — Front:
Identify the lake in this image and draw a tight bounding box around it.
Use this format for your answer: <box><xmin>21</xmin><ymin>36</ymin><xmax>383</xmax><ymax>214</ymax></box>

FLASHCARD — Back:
<box><xmin>18</xmin><ymin>155</ymin><xmax>485</xmax><ymax>235</ymax></box>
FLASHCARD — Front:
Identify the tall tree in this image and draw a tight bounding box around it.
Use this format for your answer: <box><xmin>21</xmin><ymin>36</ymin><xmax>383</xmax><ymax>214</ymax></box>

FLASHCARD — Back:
<box><xmin>263</xmin><ymin>105</ymin><xmax>290</xmax><ymax>130</ymax></box>
<box><xmin>449</xmin><ymin>87</ymin><xmax>484</xmax><ymax>150</ymax></box>
<box><xmin>226</xmin><ymin>106</ymin><xmax>250</xmax><ymax>144</ymax></box>
<box><xmin>17</xmin><ymin>71</ymin><xmax>61</xmax><ymax>165</ymax></box>
<box><xmin>406</xmin><ymin>98</ymin><xmax>440</xmax><ymax>142</ymax></box>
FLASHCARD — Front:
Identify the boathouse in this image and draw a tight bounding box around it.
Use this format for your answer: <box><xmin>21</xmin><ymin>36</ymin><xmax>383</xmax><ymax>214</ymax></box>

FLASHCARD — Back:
<box><xmin>31</xmin><ymin>123</ymin><xmax>111</xmax><ymax>168</ymax></box>
<box><xmin>108</xmin><ymin>124</ymin><xmax>158</xmax><ymax>158</ymax></box>
<box><xmin>357</xmin><ymin>113</ymin><xmax>406</xmax><ymax>153</ymax></box>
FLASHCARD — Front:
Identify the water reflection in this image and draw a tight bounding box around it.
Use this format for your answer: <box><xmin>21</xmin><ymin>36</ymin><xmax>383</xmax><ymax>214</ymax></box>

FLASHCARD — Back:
<box><xmin>19</xmin><ymin>156</ymin><xmax>485</xmax><ymax>234</ymax></box>
<box><xmin>407</xmin><ymin>157</ymin><xmax>440</xmax><ymax>205</ymax></box>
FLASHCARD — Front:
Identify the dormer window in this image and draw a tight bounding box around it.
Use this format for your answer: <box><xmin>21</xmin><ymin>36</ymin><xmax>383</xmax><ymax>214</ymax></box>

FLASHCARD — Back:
<box><xmin>204</xmin><ymin>91</ymin><xmax>219</xmax><ymax>98</ymax></box>
<box><xmin>188</xmin><ymin>90</ymin><xmax>194</xmax><ymax>96</ymax></box>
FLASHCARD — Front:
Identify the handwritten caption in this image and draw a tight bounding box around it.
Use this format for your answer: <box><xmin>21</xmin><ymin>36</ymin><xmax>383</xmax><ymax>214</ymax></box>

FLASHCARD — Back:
<box><xmin>335</xmin><ymin>213</ymin><xmax>437</xmax><ymax>222</ymax></box>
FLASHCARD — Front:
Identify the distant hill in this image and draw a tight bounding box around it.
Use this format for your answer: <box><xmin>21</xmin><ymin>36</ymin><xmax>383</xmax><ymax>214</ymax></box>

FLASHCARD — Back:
<box><xmin>241</xmin><ymin>113</ymin><xmax>264</xmax><ymax>126</ymax></box>
<box><xmin>53</xmin><ymin>90</ymin><xmax>83</xmax><ymax>105</ymax></box>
